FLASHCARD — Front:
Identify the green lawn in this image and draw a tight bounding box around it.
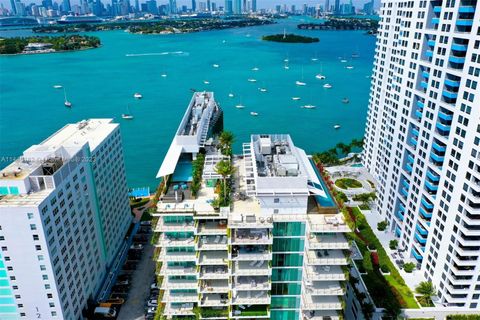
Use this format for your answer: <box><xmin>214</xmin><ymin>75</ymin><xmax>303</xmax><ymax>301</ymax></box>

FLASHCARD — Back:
<box><xmin>347</xmin><ymin>207</ymin><xmax>419</xmax><ymax>313</ymax></box>
<box><xmin>335</xmin><ymin>178</ymin><xmax>363</xmax><ymax>189</ymax></box>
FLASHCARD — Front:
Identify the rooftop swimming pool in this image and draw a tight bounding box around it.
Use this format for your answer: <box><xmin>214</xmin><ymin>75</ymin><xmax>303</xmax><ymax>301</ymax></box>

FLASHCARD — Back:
<box><xmin>309</xmin><ymin>159</ymin><xmax>336</xmax><ymax>208</ymax></box>
<box><xmin>172</xmin><ymin>161</ymin><xmax>193</xmax><ymax>182</ymax></box>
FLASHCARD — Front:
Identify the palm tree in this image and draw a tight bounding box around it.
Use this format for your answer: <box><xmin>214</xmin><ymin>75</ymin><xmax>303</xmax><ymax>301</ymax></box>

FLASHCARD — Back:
<box><xmin>415</xmin><ymin>281</ymin><xmax>436</xmax><ymax>305</ymax></box>
<box><xmin>336</xmin><ymin>142</ymin><xmax>351</xmax><ymax>155</ymax></box>
<box><xmin>218</xmin><ymin>131</ymin><xmax>234</xmax><ymax>155</ymax></box>
<box><xmin>214</xmin><ymin>160</ymin><xmax>235</xmax><ymax>206</ymax></box>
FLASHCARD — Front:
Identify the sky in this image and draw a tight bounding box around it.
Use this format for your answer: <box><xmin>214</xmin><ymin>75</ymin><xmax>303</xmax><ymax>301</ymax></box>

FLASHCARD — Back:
<box><xmin>0</xmin><ymin>0</ymin><xmax>377</xmax><ymax>11</ymax></box>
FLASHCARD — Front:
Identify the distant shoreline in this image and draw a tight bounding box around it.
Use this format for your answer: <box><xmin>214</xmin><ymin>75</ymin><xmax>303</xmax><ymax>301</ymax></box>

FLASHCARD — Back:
<box><xmin>0</xmin><ymin>45</ymin><xmax>100</xmax><ymax>56</ymax></box>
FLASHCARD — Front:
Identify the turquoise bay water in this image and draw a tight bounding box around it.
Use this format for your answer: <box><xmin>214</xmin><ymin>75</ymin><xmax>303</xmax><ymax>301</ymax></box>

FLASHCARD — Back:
<box><xmin>0</xmin><ymin>17</ymin><xmax>375</xmax><ymax>189</ymax></box>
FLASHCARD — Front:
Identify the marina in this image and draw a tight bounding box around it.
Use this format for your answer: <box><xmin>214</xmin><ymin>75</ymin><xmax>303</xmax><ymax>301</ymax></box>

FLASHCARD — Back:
<box><xmin>0</xmin><ymin>17</ymin><xmax>376</xmax><ymax>188</ymax></box>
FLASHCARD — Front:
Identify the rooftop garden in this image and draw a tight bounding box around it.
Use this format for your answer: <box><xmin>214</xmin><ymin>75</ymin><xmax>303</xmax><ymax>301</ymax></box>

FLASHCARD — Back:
<box><xmin>314</xmin><ymin>161</ymin><xmax>418</xmax><ymax>316</ymax></box>
<box><xmin>210</xmin><ymin>131</ymin><xmax>235</xmax><ymax>210</ymax></box>
<box><xmin>335</xmin><ymin>178</ymin><xmax>363</xmax><ymax>189</ymax></box>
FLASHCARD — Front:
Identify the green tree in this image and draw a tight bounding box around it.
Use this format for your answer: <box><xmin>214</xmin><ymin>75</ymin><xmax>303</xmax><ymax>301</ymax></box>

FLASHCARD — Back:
<box><xmin>389</xmin><ymin>239</ymin><xmax>398</xmax><ymax>250</ymax></box>
<box><xmin>404</xmin><ymin>262</ymin><xmax>416</xmax><ymax>273</ymax></box>
<box><xmin>415</xmin><ymin>281</ymin><xmax>436</xmax><ymax>305</ymax></box>
<box><xmin>214</xmin><ymin>160</ymin><xmax>235</xmax><ymax>206</ymax></box>
<box><xmin>218</xmin><ymin>131</ymin><xmax>234</xmax><ymax>155</ymax></box>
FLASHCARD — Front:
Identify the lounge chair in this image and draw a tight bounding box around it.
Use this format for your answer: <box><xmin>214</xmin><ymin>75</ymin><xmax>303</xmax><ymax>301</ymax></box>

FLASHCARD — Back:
<box><xmin>249</xmin><ymin>261</ymin><xmax>256</xmax><ymax>267</ymax></box>
<box><xmin>214</xmin><ymin>235</ymin><xmax>221</xmax><ymax>244</ymax></box>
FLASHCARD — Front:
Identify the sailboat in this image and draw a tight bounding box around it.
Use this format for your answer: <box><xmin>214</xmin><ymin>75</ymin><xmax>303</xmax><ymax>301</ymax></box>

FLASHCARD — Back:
<box><xmin>292</xmin><ymin>97</ymin><xmax>301</xmax><ymax>101</ymax></box>
<box><xmin>122</xmin><ymin>104</ymin><xmax>134</xmax><ymax>120</ymax></box>
<box><xmin>228</xmin><ymin>93</ymin><xmax>235</xmax><ymax>98</ymax></box>
<box><xmin>53</xmin><ymin>85</ymin><xmax>63</xmax><ymax>89</ymax></box>
<box><xmin>323</xmin><ymin>83</ymin><xmax>332</xmax><ymax>89</ymax></box>
<box><xmin>296</xmin><ymin>67</ymin><xmax>307</xmax><ymax>86</ymax></box>
<box><xmin>284</xmin><ymin>61</ymin><xmax>289</xmax><ymax>70</ymax></box>
<box><xmin>247</xmin><ymin>78</ymin><xmax>257</xmax><ymax>83</ymax></box>
<box><xmin>301</xmin><ymin>105</ymin><xmax>316</xmax><ymax>109</ymax></box>
<box><xmin>63</xmin><ymin>88</ymin><xmax>72</xmax><ymax>107</ymax></box>
<box><xmin>213</xmin><ymin>64</ymin><xmax>220</xmax><ymax>68</ymax></box>
<box><xmin>311</xmin><ymin>52</ymin><xmax>318</xmax><ymax>61</ymax></box>
<box><xmin>316</xmin><ymin>64</ymin><xmax>326</xmax><ymax>79</ymax></box>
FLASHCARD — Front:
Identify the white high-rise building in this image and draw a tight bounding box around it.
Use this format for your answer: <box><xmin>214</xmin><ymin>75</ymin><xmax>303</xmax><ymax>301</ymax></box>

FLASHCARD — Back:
<box><xmin>0</xmin><ymin>119</ymin><xmax>132</xmax><ymax>319</ymax></box>
<box><xmin>153</xmin><ymin>92</ymin><xmax>350</xmax><ymax>320</ymax></box>
<box><xmin>363</xmin><ymin>0</ymin><xmax>480</xmax><ymax>308</ymax></box>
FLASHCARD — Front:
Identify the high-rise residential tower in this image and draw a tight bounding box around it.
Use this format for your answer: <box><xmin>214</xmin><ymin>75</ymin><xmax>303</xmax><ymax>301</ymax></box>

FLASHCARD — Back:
<box><xmin>0</xmin><ymin>119</ymin><xmax>133</xmax><ymax>319</ymax></box>
<box><xmin>153</xmin><ymin>92</ymin><xmax>350</xmax><ymax>320</ymax></box>
<box><xmin>233</xmin><ymin>0</ymin><xmax>240</xmax><ymax>14</ymax></box>
<box><xmin>363</xmin><ymin>0</ymin><xmax>480</xmax><ymax>308</ymax></box>
<box><xmin>192</xmin><ymin>0</ymin><xmax>196</xmax><ymax>11</ymax></box>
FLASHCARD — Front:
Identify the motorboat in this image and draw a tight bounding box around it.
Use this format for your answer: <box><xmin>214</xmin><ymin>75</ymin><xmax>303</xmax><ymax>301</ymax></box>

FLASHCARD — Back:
<box><xmin>228</xmin><ymin>93</ymin><xmax>234</xmax><ymax>98</ymax></box>
<box><xmin>235</xmin><ymin>105</ymin><xmax>245</xmax><ymax>109</ymax></box>
<box><xmin>323</xmin><ymin>83</ymin><xmax>332</xmax><ymax>89</ymax></box>
<box><xmin>252</xmin><ymin>67</ymin><xmax>259</xmax><ymax>71</ymax></box>
<box><xmin>247</xmin><ymin>79</ymin><xmax>257</xmax><ymax>82</ymax></box>
<box><xmin>134</xmin><ymin>93</ymin><xmax>143</xmax><ymax>99</ymax></box>
<box><xmin>301</xmin><ymin>105</ymin><xmax>316</xmax><ymax>109</ymax></box>
<box><xmin>259</xmin><ymin>88</ymin><xmax>267</xmax><ymax>92</ymax></box>
<box><xmin>161</xmin><ymin>73</ymin><xmax>167</xmax><ymax>77</ymax></box>
<box><xmin>334</xmin><ymin>124</ymin><xmax>341</xmax><ymax>129</ymax></box>
<box><xmin>53</xmin><ymin>85</ymin><xmax>63</xmax><ymax>89</ymax></box>
<box><xmin>292</xmin><ymin>97</ymin><xmax>301</xmax><ymax>101</ymax></box>
<box><xmin>296</xmin><ymin>81</ymin><xmax>306</xmax><ymax>86</ymax></box>
<box><xmin>346</xmin><ymin>66</ymin><xmax>354</xmax><ymax>69</ymax></box>
<box><xmin>213</xmin><ymin>64</ymin><xmax>220</xmax><ymax>68</ymax></box>
<box><xmin>315</xmin><ymin>74</ymin><xmax>326</xmax><ymax>80</ymax></box>
<box><xmin>203</xmin><ymin>80</ymin><xmax>210</xmax><ymax>84</ymax></box>
<box><xmin>250</xmin><ymin>112</ymin><xmax>258</xmax><ymax>116</ymax></box>
<box><xmin>342</xmin><ymin>98</ymin><xmax>350</xmax><ymax>104</ymax></box>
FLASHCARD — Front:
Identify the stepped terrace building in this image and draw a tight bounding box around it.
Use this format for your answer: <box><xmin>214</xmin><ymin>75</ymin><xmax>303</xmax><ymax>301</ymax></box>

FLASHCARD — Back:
<box><xmin>363</xmin><ymin>0</ymin><xmax>480</xmax><ymax>309</ymax></box>
<box><xmin>153</xmin><ymin>92</ymin><xmax>351</xmax><ymax>320</ymax></box>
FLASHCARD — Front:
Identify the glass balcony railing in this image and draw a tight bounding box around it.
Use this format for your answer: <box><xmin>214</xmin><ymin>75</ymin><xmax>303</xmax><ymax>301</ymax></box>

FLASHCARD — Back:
<box><xmin>422</xmin><ymin>70</ymin><xmax>430</xmax><ymax>78</ymax></box>
<box><xmin>456</xmin><ymin>19</ymin><xmax>473</xmax><ymax>26</ymax></box>
<box><xmin>427</xmin><ymin>40</ymin><xmax>436</xmax><ymax>47</ymax></box>
<box><xmin>401</xmin><ymin>179</ymin><xmax>410</xmax><ymax>189</ymax></box>
<box><xmin>401</xmin><ymin>187</ymin><xmax>409</xmax><ymax>197</ymax></box>
<box><xmin>415</xmin><ymin>109</ymin><xmax>423</xmax><ymax>119</ymax></box>
<box><xmin>420</xmin><ymin>206</ymin><xmax>433</xmax><ymax>219</ymax></box>
<box><xmin>425</xmin><ymin>180</ymin><xmax>439</xmax><ymax>192</ymax></box>
<box><xmin>442</xmin><ymin>90</ymin><xmax>458</xmax><ymax>99</ymax></box>
<box><xmin>433</xmin><ymin>6</ymin><xmax>442</xmax><ymax>12</ymax></box>
<box><xmin>432</xmin><ymin>17</ymin><xmax>440</xmax><ymax>24</ymax></box>
<box><xmin>415</xmin><ymin>231</ymin><xmax>428</xmax><ymax>244</ymax></box>
<box><xmin>421</xmin><ymin>81</ymin><xmax>429</xmax><ymax>89</ymax></box>
<box><xmin>407</xmin><ymin>154</ymin><xmax>415</xmax><ymax>163</ymax></box>
<box><xmin>412</xmin><ymin>128</ymin><xmax>420</xmax><ymax>136</ymax></box>
<box><xmin>399</xmin><ymin>203</ymin><xmax>405</xmax><ymax>212</ymax></box>
<box><xmin>405</xmin><ymin>163</ymin><xmax>413</xmax><ymax>173</ymax></box>
<box><xmin>449</xmin><ymin>56</ymin><xmax>466</xmax><ymax>64</ymax></box>
<box><xmin>459</xmin><ymin>6</ymin><xmax>475</xmax><ymax>13</ymax></box>
<box><xmin>452</xmin><ymin>43</ymin><xmax>468</xmax><ymax>51</ymax></box>
<box><xmin>395</xmin><ymin>226</ymin><xmax>401</xmax><ymax>237</ymax></box>
<box><xmin>417</xmin><ymin>100</ymin><xmax>424</xmax><ymax>108</ymax></box>
<box><xmin>396</xmin><ymin>210</ymin><xmax>405</xmax><ymax>222</ymax></box>
<box><xmin>445</xmin><ymin>78</ymin><xmax>460</xmax><ymax>87</ymax></box>
<box><xmin>410</xmin><ymin>137</ymin><xmax>418</xmax><ymax>146</ymax></box>
<box><xmin>412</xmin><ymin>248</ymin><xmax>423</xmax><ymax>261</ymax></box>
<box><xmin>416</xmin><ymin>224</ymin><xmax>428</xmax><ymax>235</ymax></box>
<box><xmin>436</xmin><ymin>122</ymin><xmax>451</xmax><ymax>132</ymax></box>
<box><xmin>421</xmin><ymin>196</ymin><xmax>434</xmax><ymax>209</ymax></box>
<box><xmin>438</xmin><ymin>111</ymin><xmax>454</xmax><ymax>121</ymax></box>
<box><xmin>432</xmin><ymin>141</ymin><xmax>447</xmax><ymax>152</ymax></box>
<box><xmin>425</xmin><ymin>51</ymin><xmax>433</xmax><ymax>58</ymax></box>
<box><xmin>426</xmin><ymin>170</ymin><xmax>440</xmax><ymax>182</ymax></box>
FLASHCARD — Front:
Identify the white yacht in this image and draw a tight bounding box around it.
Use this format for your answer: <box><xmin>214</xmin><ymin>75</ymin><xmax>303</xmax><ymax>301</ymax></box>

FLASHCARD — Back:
<box><xmin>252</xmin><ymin>67</ymin><xmax>259</xmax><ymax>71</ymax></box>
<box><xmin>203</xmin><ymin>80</ymin><xmax>210</xmax><ymax>84</ymax></box>
<box><xmin>295</xmin><ymin>81</ymin><xmax>306</xmax><ymax>86</ymax></box>
<box><xmin>53</xmin><ymin>85</ymin><xmax>63</xmax><ymax>89</ymax></box>
<box><xmin>301</xmin><ymin>105</ymin><xmax>316</xmax><ymax>109</ymax></box>
<box><xmin>134</xmin><ymin>93</ymin><xmax>143</xmax><ymax>99</ymax></box>
<box><xmin>161</xmin><ymin>73</ymin><xmax>167</xmax><ymax>78</ymax></box>
<box><xmin>315</xmin><ymin>74</ymin><xmax>326</xmax><ymax>80</ymax></box>
<box><xmin>346</xmin><ymin>66</ymin><xmax>354</xmax><ymax>69</ymax></box>
<box><xmin>250</xmin><ymin>112</ymin><xmax>258</xmax><ymax>116</ymax></box>
<box><xmin>228</xmin><ymin>93</ymin><xmax>234</xmax><ymax>98</ymax></box>
<box><xmin>213</xmin><ymin>64</ymin><xmax>220</xmax><ymax>68</ymax></box>
<box><xmin>259</xmin><ymin>88</ymin><xmax>267</xmax><ymax>92</ymax></box>
<box><xmin>292</xmin><ymin>97</ymin><xmax>301</xmax><ymax>101</ymax></box>
<box><xmin>334</xmin><ymin>124</ymin><xmax>341</xmax><ymax>129</ymax></box>
<box><xmin>323</xmin><ymin>83</ymin><xmax>332</xmax><ymax>89</ymax></box>
<box><xmin>247</xmin><ymin>78</ymin><xmax>257</xmax><ymax>83</ymax></box>
<box><xmin>63</xmin><ymin>88</ymin><xmax>72</xmax><ymax>107</ymax></box>
<box><xmin>235</xmin><ymin>104</ymin><xmax>245</xmax><ymax>109</ymax></box>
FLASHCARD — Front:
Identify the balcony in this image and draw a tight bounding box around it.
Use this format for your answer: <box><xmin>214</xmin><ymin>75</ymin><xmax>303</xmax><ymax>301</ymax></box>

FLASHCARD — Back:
<box><xmin>395</xmin><ymin>210</ymin><xmax>405</xmax><ymax>222</ymax></box>
<box><xmin>401</xmin><ymin>179</ymin><xmax>410</xmax><ymax>190</ymax></box>
<box><xmin>200</xmin><ymin>279</ymin><xmax>229</xmax><ymax>293</ymax></box>
<box><xmin>417</xmin><ymin>100</ymin><xmax>424</xmax><ymax>108</ymax></box>
<box><xmin>412</xmin><ymin>248</ymin><xmax>423</xmax><ymax>261</ymax></box>
<box><xmin>414</xmin><ymin>231</ymin><xmax>427</xmax><ymax>245</ymax></box>
<box><xmin>456</xmin><ymin>19</ymin><xmax>473</xmax><ymax>26</ymax></box>
<box><xmin>426</xmin><ymin>170</ymin><xmax>440</xmax><ymax>182</ymax></box>
<box><xmin>432</xmin><ymin>17</ymin><xmax>440</xmax><ymax>24</ymax></box>
<box><xmin>412</xmin><ymin>128</ymin><xmax>419</xmax><ymax>136</ymax></box>
<box><xmin>442</xmin><ymin>89</ymin><xmax>458</xmax><ymax>99</ymax></box>
<box><xmin>405</xmin><ymin>163</ymin><xmax>413</xmax><ymax>173</ymax></box>
<box><xmin>401</xmin><ymin>187</ymin><xmax>409</xmax><ymax>198</ymax></box>
<box><xmin>162</xmin><ymin>279</ymin><xmax>197</xmax><ymax>290</ymax></box>
<box><xmin>304</xmin><ymin>280</ymin><xmax>345</xmax><ymax>296</ymax></box>
<box><xmin>231</xmin><ymin>305</ymin><xmax>269</xmax><ymax>318</ymax></box>
<box><xmin>307</xmin><ymin>233</ymin><xmax>350</xmax><ymax>250</ymax></box>
<box><xmin>445</xmin><ymin>78</ymin><xmax>460</xmax><ymax>87</ymax></box>
<box><xmin>160</xmin><ymin>264</ymin><xmax>196</xmax><ymax>276</ymax></box>
<box><xmin>430</xmin><ymin>152</ymin><xmax>445</xmax><ymax>163</ymax></box>
<box><xmin>436</xmin><ymin>122</ymin><xmax>451</xmax><ymax>133</ymax></box>
<box><xmin>421</xmin><ymin>196</ymin><xmax>435</xmax><ymax>209</ymax></box>
<box><xmin>421</xmin><ymin>80</ymin><xmax>429</xmax><ymax>89</ymax></box>
<box><xmin>395</xmin><ymin>225</ymin><xmax>401</xmax><ymax>237</ymax></box>
<box><xmin>427</xmin><ymin>40</ymin><xmax>436</xmax><ymax>47</ymax></box>
<box><xmin>196</xmin><ymin>221</ymin><xmax>228</xmax><ymax>235</ymax></box>
<box><xmin>158</xmin><ymin>234</ymin><xmax>195</xmax><ymax>247</ymax></box>
<box><xmin>200</xmin><ymin>293</ymin><xmax>229</xmax><ymax>307</ymax></box>
<box><xmin>155</xmin><ymin>219</ymin><xmax>195</xmax><ymax>232</ymax></box>
<box><xmin>422</xmin><ymin>70</ymin><xmax>431</xmax><ymax>78</ymax></box>
<box><xmin>415</xmin><ymin>109</ymin><xmax>423</xmax><ymax>119</ymax></box>
<box><xmin>407</xmin><ymin>154</ymin><xmax>415</xmax><ymax>163</ymax></box>
<box><xmin>164</xmin><ymin>292</ymin><xmax>198</xmax><ymax>303</ymax></box>
<box><xmin>438</xmin><ymin>110</ymin><xmax>454</xmax><ymax>121</ymax></box>
<box><xmin>305</xmin><ymin>265</ymin><xmax>347</xmax><ymax>281</ymax></box>
<box><xmin>307</xmin><ymin>215</ymin><xmax>350</xmax><ymax>233</ymax></box>
<box><xmin>231</xmin><ymin>246</ymin><xmax>272</xmax><ymax>261</ymax></box>
<box><xmin>306</xmin><ymin>250</ymin><xmax>349</xmax><ymax>266</ymax></box>
<box><xmin>233</xmin><ymin>276</ymin><xmax>270</xmax><ymax>291</ymax></box>
<box><xmin>198</xmin><ymin>251</ymin><xmax>228</xmax><ymax>265</ymax></box>
<box><xmin>199</xmin><ymin>265</ymin><xmax>229</xmax><ymax>279</ymax></box>
<box><xmin>419</xmin><ymin>206</ymin><xmax>432</xmax><ymax>219</ymax></box>
<box><xmin>232</xmin><ymin>229</ymin><xmax>272</xmax><ymax>245</ymax></box>
<box><xmin>452</xmin><ymin>43</ymin><xmax>468</xmax><ymax>51</ymax></box>
<box><xmin>416</xmin><ymin>223</ymin><xmax>428</xmax><ymax>236</ymax></box>
<box><xmin>410</xmin><ymin>137</ymin><xmax>418</xmax><ymax>147</ymax></box>
<box><xmin>197</xmin><ymin>235</ymin><xmax>228</xmax><ymax>250</ymax></box>
<box><xmin>302</xmin><ymin>295</ymin><xmax>343</xmax><ymax>310</ymax></box>
<box><xmin>425</xmin><ymin>180</ymin><xmax>439</xmax><ymax>192</ymax></box>
<box><xmin>232</xmin><ymin>290</ymin><xmax>270</xmax><ymax>305</ymax></box>
<box><xmin>459</xmin><ymin>5</ymin><xmax>475</xmax><ymax>13</ymax></box>
<box><xmin>233</xmin><ymin>261</ymin><xmax>271</xmax><ymax>276</ymax></box>
<box><xmin>158</xmin><ymin>250</ymin><xmax>196</xmax><ymax>262</ymax></box>
<box><xmin>433</xmin><ymin>6</ymin><xmax>441</xmax><ymax>12</ymax></box>
<box><xmin>449</xmin><ymin>56</ymin><xmax>466</xmax><ymax>64</ymax></box>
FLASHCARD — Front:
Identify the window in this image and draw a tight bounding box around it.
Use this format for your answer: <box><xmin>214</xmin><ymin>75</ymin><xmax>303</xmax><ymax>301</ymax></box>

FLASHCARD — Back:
<box><xmin>27</xmin><ymin>213</ymin><xmax>34</xmax><ymax>219</ymax></box>
<box><xmin>30</xmin><ymin>224</ymin><xmax>37</xmax><ymax>231</ymax></box>
<box><xmin>273</xmin><ymin>198</ymin><xmax>280</xmax><ymax>203</ymax></box>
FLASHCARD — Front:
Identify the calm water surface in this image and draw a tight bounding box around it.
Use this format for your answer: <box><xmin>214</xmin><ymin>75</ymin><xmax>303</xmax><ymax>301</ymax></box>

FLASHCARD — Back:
<box><xmin>0</xmin><ymin>17</ymin><xmax>375</xmax><ymax>188</ymax></box>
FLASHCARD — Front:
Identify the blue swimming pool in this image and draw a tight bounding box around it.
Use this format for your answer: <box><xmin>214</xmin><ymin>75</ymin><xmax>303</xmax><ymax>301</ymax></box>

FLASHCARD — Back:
<box><xmin>309</xmin><ymin>159</ymin><xmax>336</xmax><ymax>207</ymax></box>
<box><xmin>172</xmin><ymin>161</ymin><xmax>193</xmax><ymax>182</ymax></box>
<box><xmin>351</xmin><ymin>163</ymin><xmax>364</xmax><ymax>168</ymax></box>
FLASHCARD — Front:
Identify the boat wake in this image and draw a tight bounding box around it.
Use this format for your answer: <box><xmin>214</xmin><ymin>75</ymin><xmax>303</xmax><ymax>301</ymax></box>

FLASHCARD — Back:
<box><xmin>126</xmin><ymin>51</ymin><xmax>189</xmax><ymax>57</ymax></box>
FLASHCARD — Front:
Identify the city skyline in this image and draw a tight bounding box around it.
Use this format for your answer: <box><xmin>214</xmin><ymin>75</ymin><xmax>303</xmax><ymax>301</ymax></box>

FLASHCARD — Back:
<box><xmin>0</xmin><ymin>0</ymin><xmax>377</xmax><ymax>11</ymax></box>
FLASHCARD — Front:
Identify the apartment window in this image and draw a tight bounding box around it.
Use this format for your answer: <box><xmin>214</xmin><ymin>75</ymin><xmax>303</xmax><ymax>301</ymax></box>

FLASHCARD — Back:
<box><xmin>30</xmin><ymin>224</ymin><xmax>36</xmax><ymax>231</ymax></box>
<box><xmin>33</xmin><ymin>235</ymin><xmax>39</xmax><ymax>241</ymax></box>
<box><xmin>273</xmin><ymin>198</ymin><xmax>280</xmax><ymax>203</ymax></box>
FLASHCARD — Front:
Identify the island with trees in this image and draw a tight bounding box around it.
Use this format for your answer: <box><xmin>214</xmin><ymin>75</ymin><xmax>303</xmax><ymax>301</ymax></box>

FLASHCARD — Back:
<box><xmin>262</xmin><ymin>33</ymin><xmax>319</xmax><ymax>43</ymax></box>
<box><xmin>0</xmin><ymin>35</ymin><xmax>101</xmax><ymax>55</ymax></box>
<box><xmin>298</xmin><ymin>17</ymin><xmax>379</xmax><ymax>34</ymax></box>
<box><xmin>32</xmin><ymin>18</ymin><xmax>273</xmax><ymax>34</ymax></box>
